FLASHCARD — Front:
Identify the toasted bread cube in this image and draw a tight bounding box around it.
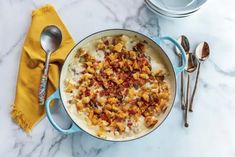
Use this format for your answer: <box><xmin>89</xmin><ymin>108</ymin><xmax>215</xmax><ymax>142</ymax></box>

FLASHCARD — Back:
<box><xmin>97</xmin><ymin>41</ymin><xmax>106</xmax><ymax>50</ymax></box>
<box><xmin>116</xmin><ymin>122</ymin><xmax>125</xmax><ymax>132</ymax></box>
<box><xmin>119</xmin><ymin>61</ymin><xmax>125</xmax><ymax>68</ymax></box>
<box><xmin>97</xmin><ymin>128</ymin><xmax>106</xmax><ymax>137</ymax></box>
<box><xmin>132</xmin><ymin>61</ymin><xmax>139</xmax><ymax>70</ymax></box>
<box><xmin>97</xmin><ymin>62</ymin><xmax>104</xmax><ymax>70</ymax></box>
<box><xmin>82</xmin><ymin>73</ymin><xmax>93</xmax><ymax>80</ymax></box>
<box><xmin>133</xmin><ymin>72</ymin><xmax>139</xmax><ymax>79</ymax></box>
<box><xmin>88</xmin><ymin>110</ymin><xmax>94</xmax><ymax>120</ymax></box>
<box><xmin>108</xmin><ymin>97</ymin><xmax>118</xmax><ymax>104</ymax></box>
<box><xmin>104</xmin><ymin>68</ymin><xmax>113</xmax><ymax>76</ymax></box>
<box><xmin>142</xmin><ymin>92</ymin><xmax>149</xmax><ymax>102</ymax></box>
<box><xmin>128</xmin><ymin>88</ymin><xmax>136</xmax><ymax>98</ymax></box>
<box><xmin>127</xmin><ymin>60</ymin><xmax>133</xmax><ymax>65</ymax></box>
<box><xmin>98</xmin><ymin>97</ymin><xmax>107</xmax><ymax>106</ymax></box>
<box><xmin>76</xmin><ymin>48</ymin><xmax>86</xmax><ymax>58</ymax></box>
<box><xmin>91</xmin><ymin>116</ymin><xmax>98</xmax><ymax>125</ymax></box>
<box><xmin>114</xmin><ymin>43</ymin><xmax>123</xmax><ymax>52</ymax></box>
<box><xmin>87</xmin><ymin>66</ymin><xmax>95</xmax><ymax>74</ymax></box>
<box><xmin>145</xmin><ymin>116</ymin><xmax>158</xmax><ymax>128</ymax></box>
<box><xmin>159</xmin><ymin>92</ymin><xmax>169</xmax><ymax>99</ymax></box>
<box><xmin>155</xmin><ymin>106</ymin><xmax>161</xmax><ymax>113</ymax></box>
<box><xmin>76</xmin><ymin>101</ymin><xmax>84</xmax><ymax>110</ymax></box>
<box><xmin>142</xmin><ymin>66</ymin><xmax>151</xmax><ymax>74</ymax></box>
<box><xmin>140</xmin><ymin>73</ymin><xmax>149</xmax><ymax>79</ymax></box>
<box><xmin>129</xmin><ymin>50</ymin><xmax>137</xmax><ymax>59</ymax></box>
<box><xmin>85</xmin><ymin>61</ymin><xmax>93</xmax><ymax>66</ymax></box>
<box><xmin>82</xmin><ymin>96</ymin><xmax>90</xmax><ymax>104</ymax></box>
<box><xmin>105</xmin><ymin>104</ymin><xmax>112</xmax><ymax>110</ymax></box>
<box><xmin>111</xmin><ymin>105</ymin><xmax>119</xmax><ymax>112</ymax></box>
<box><xmin>117</xmin><ymin>110</ymin><xmax>127</xmax><ymax>119</ymax></box>
<box><xmin>159</xmin><ymin>99</ymin><xmax>168</xmax><ymax>109</ymax></box>
<box><xmin>116</xmin><ymin>79</ymin><xmax>124</xmax><ymax>85</ymax></box>
<box><xmin>65</xmin><ymin>83</ymin><xmax>74</xmax><ymax>93</ymax></box>
<box><xmin>108</xmin><ymin>53</ymin><xmax>117</xmax><ymax>61</ymax></box>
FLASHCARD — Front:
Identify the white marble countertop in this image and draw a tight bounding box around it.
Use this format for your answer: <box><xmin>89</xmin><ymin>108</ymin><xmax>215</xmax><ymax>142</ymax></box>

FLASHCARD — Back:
<box><xmin>1</xmin><ymin>0</ymin><xmax>235</xmax><ymax>157</ymax></box>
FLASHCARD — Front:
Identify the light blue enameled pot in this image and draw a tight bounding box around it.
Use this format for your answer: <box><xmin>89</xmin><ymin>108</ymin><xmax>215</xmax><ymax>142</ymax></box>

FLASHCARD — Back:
<box><xmin>45</xmin><ymin>29</ymin><xmax>187</xmax><ymax>142</ymax></box>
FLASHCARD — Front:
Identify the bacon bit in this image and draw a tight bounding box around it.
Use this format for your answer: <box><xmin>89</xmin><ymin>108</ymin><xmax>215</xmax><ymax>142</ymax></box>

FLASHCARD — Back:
<box><xmin>100</xmin><ymin>113</ymin><xmax>109</xmax><ymax>121</ymax></box>
<box><xmin>100</xmin><ymin>71</ymin><xmax>108</xmax><ymax>78</ymax></box>
<box><xmin>127</xmin><ymin>122</ymin><xmax>133</xmax><ymax>128</ymax></box>
<box><xmin>128</xmin><ymin>109</ymin><xmax>136</xmax><ymax>115</ymax></box>
<box><xmin>115</xmin><ymin>117</ymin><xmax>123</xmax><ymax>122</ymax></box>
<box><xmin>155</xmin><ymin>75</ymin><xmax>165</xmax><ymax>82</ymax></box>
<box><xmin>84</xmin><ymin>89</ymin><xmax>90</xmax><ymax>96</ymax></box>
<box><xmin>104</xmin><ymin>40</ymin><xmax>109</xmax><ymax>45</ymax></box>
<box><xmin>97</xmin><ymin>80</ymin><xmax>104</xmax><ymax>86</ymax></box>
<box><xmin>123</xmin><ymin>81</ymin><xmax>130</xmax><ymax>88</ymax></box>
<box><xmin>133</xmin><ymin>43</ymin><xmax>145</xmax><ymax>53</ymax></box>
<box><xmin>99</xmin><ymin>90</ymin><xmax>105</xmax><ymax>97</ymax></box>
<box><xmin>153</xmin><ymin>96</ymin><xmax>159</xmax><ymax>104</ymax></box>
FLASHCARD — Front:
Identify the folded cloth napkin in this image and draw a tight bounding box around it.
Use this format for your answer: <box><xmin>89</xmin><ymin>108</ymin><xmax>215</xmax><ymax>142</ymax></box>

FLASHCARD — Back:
<box><xmin>11</xmin><ymin>4</ymin><xmax>75</xmax><ymax>133</ymax></box>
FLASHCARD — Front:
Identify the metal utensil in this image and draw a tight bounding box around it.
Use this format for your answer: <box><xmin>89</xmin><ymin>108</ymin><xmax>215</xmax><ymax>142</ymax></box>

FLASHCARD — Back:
<box><xmin>175</xmin><ymin>35</ymin><xmax>190</xmax><ymax>110</ymax></box>
<box><xmin>184</xmin><ymin>53</ymin><xmax>197</xmax><ymax>127</ymax></box>
<box><xmin>189</xmin><ymin>42</ymin><xmax>210</xmax><ymax>112</ymax></box>
<box><xmin>39</xmin><ymin>25</ymin><xmax>62</xmax><ymax>105</ymax></box>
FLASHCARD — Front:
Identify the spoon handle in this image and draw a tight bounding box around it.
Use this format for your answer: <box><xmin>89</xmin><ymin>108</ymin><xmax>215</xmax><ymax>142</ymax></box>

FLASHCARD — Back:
<box><xmin>39</xmin><ymin>54</ymin><xmax>50</xmax><ymax>105</ymax></box>
<box><xmin>184</xmin><ymin>74</ymin><xmax>190</xmax><ymax>127</ymax></box>
<box><xmin>189</xmin><ymin>63</ymin><xmax>201</xmax><ymax>112</ymax></box>
<box><xmin>180</xmin><ymin>57</ymin><xmax>185</xmax><ymax>110</ymax></box>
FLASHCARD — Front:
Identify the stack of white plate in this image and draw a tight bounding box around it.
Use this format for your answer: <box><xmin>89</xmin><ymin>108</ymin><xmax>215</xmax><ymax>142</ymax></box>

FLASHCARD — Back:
<box><xmin>145</xmin><ymin>0</ymin><xmax>207</xmax><ymax>18</ymax></box>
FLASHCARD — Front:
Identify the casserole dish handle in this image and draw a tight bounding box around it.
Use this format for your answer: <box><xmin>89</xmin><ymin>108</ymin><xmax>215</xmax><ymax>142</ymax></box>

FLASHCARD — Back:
<box><xmin>45</xmin><ymin>90</ymin><xmax>81</xmax><ymax>134</ymax></box>
<box><xmin>153</xmin><ymin>36</ymin><xmax>187</xmax><ymax>75</ymax></box>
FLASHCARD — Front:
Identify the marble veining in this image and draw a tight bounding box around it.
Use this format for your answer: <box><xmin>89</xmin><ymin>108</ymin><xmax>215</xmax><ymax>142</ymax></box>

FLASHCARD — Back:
<box><xmin>0</xmin><ymin>34</ymin><xmax>25</xmax><ymax>64</ymax></box>
<box><xmin>1</xmin><ymin>0</ymin><xmax>235</xmax><ymax>157</ymax></box>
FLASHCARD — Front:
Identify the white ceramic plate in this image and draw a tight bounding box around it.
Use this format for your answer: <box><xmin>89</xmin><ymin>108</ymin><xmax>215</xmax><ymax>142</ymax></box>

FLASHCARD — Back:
<box><xmin>145</xmin><ymin>0</ymin><xmax>198</xmax><ymax>18</ymax></box>
<box><xmin>147</xmin><ymin>0</ymin><xmax>207</xmax><ymax>15</ymax></box>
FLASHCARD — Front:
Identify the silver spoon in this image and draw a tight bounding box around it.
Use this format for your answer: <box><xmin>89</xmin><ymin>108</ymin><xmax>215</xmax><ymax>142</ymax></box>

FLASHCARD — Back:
<box><xmin>39</xmin><ymin>25</ymin><xmax>62</xmax><ymax>105</ymax></box>
<box><xmin>175</xmin><ymin>35</ymin><xmax>190</xmax><ymax>110</ymax></box>
<box><xmin>189</xmin><ymin>42</ymin><xmax>210</xmax><ymax>112</ymax></box>
<box><xmin>184</xmin><ymin>53</ymin><xmax>197</xmax><ymax>127</ymax></box>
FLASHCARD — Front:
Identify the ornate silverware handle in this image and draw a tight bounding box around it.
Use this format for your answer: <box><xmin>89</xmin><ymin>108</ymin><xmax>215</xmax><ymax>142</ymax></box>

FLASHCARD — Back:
<box><xmin>39</xmin><ymin>54</ymin><xmax>50</xmax><ymax>105</ymax></box>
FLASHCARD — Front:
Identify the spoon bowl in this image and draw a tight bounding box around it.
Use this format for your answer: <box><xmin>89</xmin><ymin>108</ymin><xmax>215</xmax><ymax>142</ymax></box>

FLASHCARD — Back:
<box><xmin>195</xmin><ymin>42</ymin><xmax>210</xmax><ymax>61</ymax></box>
<box><xmin>176</xmin><ymin>35</ymin><xmax>190</xmax><ymax>56</ymax></box>
<box><xmin>41</xmin><ymin>26</ymin><xmax>62</xmax><ymax>53</ymax></box>
<box><xmin>186</xmin><ymin>52</ymin><xmax>197</xmax><ymax>73</ymax></box>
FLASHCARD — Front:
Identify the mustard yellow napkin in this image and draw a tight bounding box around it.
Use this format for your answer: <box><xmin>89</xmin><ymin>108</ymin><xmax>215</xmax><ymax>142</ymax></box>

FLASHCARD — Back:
<box><xmin>11</xmin><ymin>4</ymin><xmax>75</xmax><ymax>132</ymax></box>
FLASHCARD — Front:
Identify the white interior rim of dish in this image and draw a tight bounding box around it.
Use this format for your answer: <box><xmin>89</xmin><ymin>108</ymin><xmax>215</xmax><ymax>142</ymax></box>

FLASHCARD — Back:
<box><xmin>59</xmin><ymin>29</ymin><xmax>177</xmax><ymax>141</ymax></box>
